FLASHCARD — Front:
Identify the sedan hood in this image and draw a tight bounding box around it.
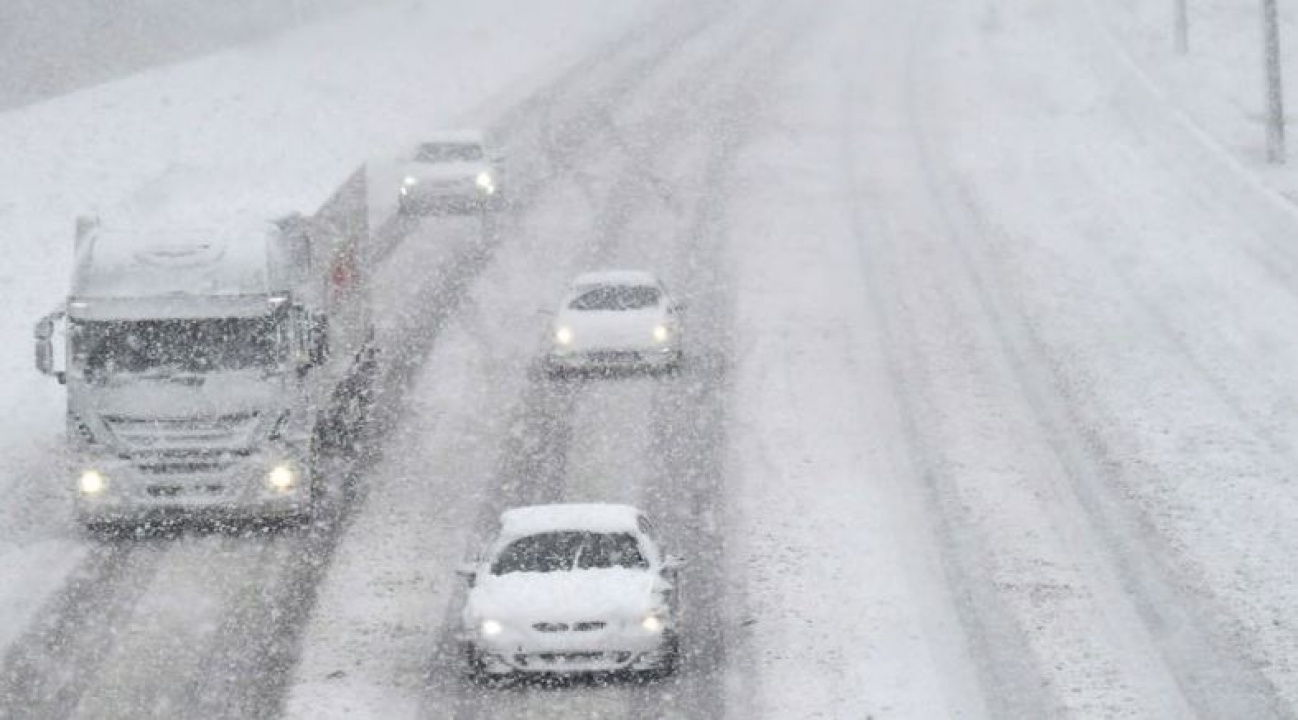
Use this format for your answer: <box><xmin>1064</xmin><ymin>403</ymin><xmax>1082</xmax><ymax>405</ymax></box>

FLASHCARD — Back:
<box><xmin>556</xmin><ymin>308</ymin><xmax>668</xmax><ymax>349</ymax></box>
<box><xmin>401</xmin><ymin>161</ymin><xmax>492</xmax><ymax>183</ymax></box>
<box><xmin>467</xmin><ymin>568</ymin><xmax>659</xmax><ymax>624</ymax></box>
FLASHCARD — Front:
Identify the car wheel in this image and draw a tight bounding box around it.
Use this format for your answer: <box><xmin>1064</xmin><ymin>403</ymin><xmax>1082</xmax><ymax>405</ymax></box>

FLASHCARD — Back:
<box><xmin>641</xmin><ymin>632</ymin><xmax>679</xmax><ymax>681</ymax></box>
<box><xmin>463</xmin><ymin>644</ymin><xmax>501</xmax><ymax>686</ymax></box>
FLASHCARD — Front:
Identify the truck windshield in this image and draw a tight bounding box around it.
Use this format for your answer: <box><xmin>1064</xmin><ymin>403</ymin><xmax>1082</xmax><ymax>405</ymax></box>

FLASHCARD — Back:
<box><xmin>74</xmin><ymin>317</ymin><xmax>283</xmax><ymax>376</ymax></box>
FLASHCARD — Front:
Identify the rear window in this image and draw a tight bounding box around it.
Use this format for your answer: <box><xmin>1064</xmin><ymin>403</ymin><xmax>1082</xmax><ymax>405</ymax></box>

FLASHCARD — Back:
<box><xmin>492</xmin><ymin>531</ymin><xmax>648</xmax><ymax>574</ymax></box>
<box><xmin>568</xmin><ymin>285</ymin><xmax>660</xmax><ymax>311</ymax></box>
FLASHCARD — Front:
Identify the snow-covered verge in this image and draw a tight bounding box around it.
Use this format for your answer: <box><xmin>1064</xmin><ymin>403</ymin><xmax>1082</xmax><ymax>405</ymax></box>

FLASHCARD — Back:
<box><xmin>0</xmin><ymin>0</ymin><xmax>365</xmax><ymax>110</ymax></box>
<box><xmin>0</xmin><ymin>0</ymin><xmax>660</xmax><ymax>671</ymax></box>
<box><xmin>1090</xmin><ymin>0</ymin><xmax>1298</xmax><ymax>199</ymax></box>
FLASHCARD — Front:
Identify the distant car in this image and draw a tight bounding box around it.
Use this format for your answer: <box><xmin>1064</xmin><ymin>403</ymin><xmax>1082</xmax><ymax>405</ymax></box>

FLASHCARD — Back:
<box><xmin>458</xmin><ymin>503</ymin><xmax>683</xmax><ymax>681</ymax></box>
<box><xmin>546</xmin><ymin>270</ymin><xmax>683</xmax><ymax>375</ymax></box>
<box><xmin>397</xmin><ymin>130</ymin><xmax>505</xmax><ymax>215</ymax></box>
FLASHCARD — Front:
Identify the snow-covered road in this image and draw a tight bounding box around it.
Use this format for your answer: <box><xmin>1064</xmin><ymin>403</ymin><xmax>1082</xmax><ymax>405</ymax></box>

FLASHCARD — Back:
<box><xmin>6</xmin><ymin>0</ymin><xmax>1298</xmax><ymax>717</ymax></box>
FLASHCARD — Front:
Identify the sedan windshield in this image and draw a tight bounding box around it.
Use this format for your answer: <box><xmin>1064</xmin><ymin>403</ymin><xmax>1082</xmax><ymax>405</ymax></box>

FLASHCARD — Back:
<box><xmin>568</xmin><ymin>285</ymin><xmax>661</xmax><ymax>312</ymax></box>
<box><xmin>415</xmin><ymin>143</ymin><xmax>484</xmax><ymax>163</ymax></box>
<box><xmin>491</xmin><ymin>531</ymin><xmax>648</xmax><ymax>575</ymax></box>
<box><xmin>74</xmin><ymin>317</ymin><xmax>284</xmax><ymax>377</ymax></box>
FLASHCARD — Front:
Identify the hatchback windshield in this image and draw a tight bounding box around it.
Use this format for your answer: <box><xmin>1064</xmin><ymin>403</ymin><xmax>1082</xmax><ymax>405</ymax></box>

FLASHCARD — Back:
<box><xmin>568</xmin><ymin>285</ymin><xmax>661</xmax><ymax>312</ymax></box>
<box><xmin>415</xmin><ymin>143</ymin><xmax>484</xmax><ymax>163</ymax></box>
<box><xmin>73</xmin><ymin>317</ymin><xmax>283</xmax><ymax>377</ymax></box>
<box><xmin>491</xmin><ymin>531</ymin><xmax>648</xmax><ymax>574</ymax></box>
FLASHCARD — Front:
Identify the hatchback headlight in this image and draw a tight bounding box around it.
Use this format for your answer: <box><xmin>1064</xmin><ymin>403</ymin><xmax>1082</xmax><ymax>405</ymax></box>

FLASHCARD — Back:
<box><xmin>78</xmin><ymin>469</ymin><xmax>107</xmax><ymax>495</ymax></box>
<box><xmin>267</xmin><ymin>464</ymin><xmax>296</xmax><ymax>491</ymax></box>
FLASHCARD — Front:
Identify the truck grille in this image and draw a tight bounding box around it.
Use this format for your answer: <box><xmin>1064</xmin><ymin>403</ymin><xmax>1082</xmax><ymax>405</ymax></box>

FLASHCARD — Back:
<box><xmin>102</xmin><ymin>412</ymin><xmax>261</xmax><ymax>452</ymax></box>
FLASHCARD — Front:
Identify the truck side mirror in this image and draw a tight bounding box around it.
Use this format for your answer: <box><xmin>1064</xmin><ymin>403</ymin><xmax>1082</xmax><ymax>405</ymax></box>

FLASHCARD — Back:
<box><xmin>307</xmin><ymin>312</ymin><xmax>329</xmax><ymax>368</ymax></box>
<box><xmin>34</xmin><ymin>312</ymin><xmax>66</xmax><ymax>384</ymax></box>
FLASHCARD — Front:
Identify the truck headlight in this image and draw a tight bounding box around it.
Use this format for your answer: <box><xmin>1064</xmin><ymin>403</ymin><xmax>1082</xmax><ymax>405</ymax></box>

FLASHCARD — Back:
<box><xmin>555</xmin><ymin>326</ymin><xmax>574</xmax><ymax>345</ymax></box>
<box><xmin>78</xmin><ymin>469</ymin><xmax>107</xmax><ymax>495</ymax></box>
<box><xmin>267</xmin><ymin>464</ymin><xmax>296</xmax><ymax>491</ymax></box>
<box><xmin>641</xmin><ymin>615</ymin><xmax>664</xmax><ymax>633</ymax></box>
<box><xmin>480</xmin><ymin>619</ymin><xmax>503</xmax><ymax>636</ymax></box>
<box><xmin>475</xmin><ymin>171</ymin><xmax>495</xmax><ymax>193</ymax></box>
<box><xmin>652</xmin><ymin>324</ymin><xmax>671</xmax><ymax>343</ymax></box>
<box><xmin>403</xmin><ymin>176</ymin><xmax>419</xmax><ymax>186</ymax></box>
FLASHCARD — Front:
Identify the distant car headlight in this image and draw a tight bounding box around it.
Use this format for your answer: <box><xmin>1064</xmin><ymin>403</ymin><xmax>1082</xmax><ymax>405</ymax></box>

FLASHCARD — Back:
<box><xmin>480</xmin><ymin>619</ymin><xmax>504</xmax><ymax>636</ymax></box>
<box><xmin>641</xmin><ymin>615</ymin><xmax>665</xmax><ymax>633</ymax></box>
<box><xmin>403</xmin><ymin>176</ymin><xmax>419</xmax><ymax>186</ymax></box>
<box><xmin>652</xmin><ymin>324</ymin><xmax>671</xmax><ymax>343</ymax></box>
<box><xmin>267</xmin><ymin>464</ymin><xmax>296</xmax><ymax>491</ymax></box>
<box><xmin>555</xmin><ymin>326</ymin><xmax>574</xmax><ymax>345</ymax></box>
<box><xmin>78</xmin><ymin>469</ymin><xmax>107</xmax><ymax>495</ymax></box>
<box><xmin>476</xmin><ymin>171</ymin><xmax>496</xmax><ymax>194</ymax></box>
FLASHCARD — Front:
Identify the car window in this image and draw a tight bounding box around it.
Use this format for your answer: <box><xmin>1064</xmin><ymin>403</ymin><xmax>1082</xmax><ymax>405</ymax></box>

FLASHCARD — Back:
<box><xmin>568</xmin><ymin>285</ymin><xmax>661</xmax><ymax>311</ymax></box>
<box><xmin>415</xmin><ymin>143</ymin><xmax>484</xmax><ymax>163</ymax></box>
<box><xmin>491</xmin><ymin>531</ymin><xmax>648</xmax><ymax>574</ymax></box>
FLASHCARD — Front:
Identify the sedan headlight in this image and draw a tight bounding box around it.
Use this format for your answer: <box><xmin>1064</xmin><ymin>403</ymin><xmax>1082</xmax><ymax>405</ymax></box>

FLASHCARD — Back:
<box><xmin>555</xmin><ymin>326</ymin><xmax>574</xmax><ymax>345</ymax></box>
<box><xmin>652</xmin><ymin>324</ymin><xmax>671</xmax><ymax>343</ymax></box>
<box><xmin>641</xmin><ymin>615</ymin><xmax>665</xmax><ymax>633</ymax></box>
<box><xmin>475</xmin><ymin>171</ymin><xmax>496</xmax><ymax>194</ymax></box>
<box><xmin>403</xmin><ymin>176</ymin><xmax>419</xmax><ymax>186</ymax></box>
<box><xmin>267</xmin><ymin>464</ymin><xmax>296</xmax><ymax>491</ymax></box>
<box><xmin>480</xmin><ymin>619</ymin><xmax>504</xmax><ymax>636</ymax></box>
<box><xmin>78</xmin><ymin>469</ymin><xmax>107</xmax><ymax>495</ymax></box>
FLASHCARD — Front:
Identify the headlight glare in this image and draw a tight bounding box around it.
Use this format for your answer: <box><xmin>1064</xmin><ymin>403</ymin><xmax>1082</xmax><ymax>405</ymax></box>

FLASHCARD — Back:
<box><xmin>267</xmin><ymin>464</ymin><xmax>296</xmax><ymax>491</ymax></box>
<box><xmin>475</xmin><ymin>171</ymin><xmax>495</xmax><ymax>192</ymax></box>
<box><xmin>481</xmin><ymin>619</ymin><xmax>503</xmax><ymax>636</ymax></box>
<box><xmin>403</xmin><ymin>176</ymin><xmax>419</xmax><ymax>186</ymax></box>
<box><xmin>78</xmin><ymin>469</ymin><xmax>106</xmax><ymax>495</ymax></box>
<box><xmin>641</xmin><ymin>615</ymin><xmax>664</xmax><ymax>633</ymax></box>
<box><xmin>652</xmin><ymin>324</ymin><xmax>670</xmax><ymax>343</ymax></box>
<box><xmin>555</xmin><ymin>326</ymin><xmax>573</xmax><ymax>345</ymax></box>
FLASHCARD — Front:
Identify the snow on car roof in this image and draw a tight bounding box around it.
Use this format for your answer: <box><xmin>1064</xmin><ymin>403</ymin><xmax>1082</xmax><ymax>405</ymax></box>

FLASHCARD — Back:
<box><xmin>414</xmin><ymin>129</ymin><xmax>486</xmax><ymax>146</ymax></box>
<box><xmin>498</xmin><ymin>503</ymin><xmax>643</xmax><ymax>538</ymax></box>
<box><xmin>571</xmin><ymin>270</ymin><xmax>660</xmax><ymax>288</ymax></box>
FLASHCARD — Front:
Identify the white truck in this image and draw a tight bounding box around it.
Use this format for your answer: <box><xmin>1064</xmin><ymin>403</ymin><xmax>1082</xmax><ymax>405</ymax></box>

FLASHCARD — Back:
<box><xmin>34</xmin><ymin>170</ymin><xmax>378</xmax><ymax>529</ymax></box>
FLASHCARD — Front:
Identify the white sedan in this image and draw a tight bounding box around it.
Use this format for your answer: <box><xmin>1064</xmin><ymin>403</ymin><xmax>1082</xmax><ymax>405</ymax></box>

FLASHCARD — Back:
<box><xmin>546</xmin><ymin>270</ymin><xmax>683</xmax><ymax>375</ymax></box>
<box><xmin>457</xmin><ymin>503</ymin><xmax>683</xmax><ymax>681</ymax></box>
<box><xmin>397</xmin><ymin>130</ymin><xmax>505</xmax><ymax>215</ymax></box>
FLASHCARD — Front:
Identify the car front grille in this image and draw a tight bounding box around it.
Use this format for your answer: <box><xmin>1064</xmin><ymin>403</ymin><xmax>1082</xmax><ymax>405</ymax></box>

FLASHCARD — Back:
<box><xmin>514</xmin><ymin>651</ymin><xmax>632</xmax><ymax>668</ymax></box>
<box><xmin>532</xmin><ymin>620</ymin><xmax>606</xmax><ymax>633</ymax></box>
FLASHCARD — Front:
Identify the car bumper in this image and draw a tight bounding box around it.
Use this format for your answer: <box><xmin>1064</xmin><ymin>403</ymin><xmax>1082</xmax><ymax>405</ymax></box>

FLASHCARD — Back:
<box><xmin>547</xmin><ymin>347</ymin><xmax>681</xmax><ymax>372</ymax></box>
<box><xmin>71</xmin><ymin>452</ymin><xmax>312</xmax><ymax>524</ymax></box>
<box><xmin>464</xmin><ymin>628</ymin><xmax>675</xmax><ymax>675</ymax></box>
<box><xmin>399</xmin><ymin>186</ymin><xmax>499</xmax><ymax>213</ymax></box>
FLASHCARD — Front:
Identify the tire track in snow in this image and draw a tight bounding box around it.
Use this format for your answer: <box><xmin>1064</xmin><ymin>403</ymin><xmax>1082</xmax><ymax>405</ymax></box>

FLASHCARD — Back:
<box><xmin>890</xmin><ymin>1</ymin><xmax>1289</xmax><ymax>716</ymax></box>
<box><xmin>416</xmin><ymin>5</ymin><xmax>808</xmax><ymax>718</ymax></box>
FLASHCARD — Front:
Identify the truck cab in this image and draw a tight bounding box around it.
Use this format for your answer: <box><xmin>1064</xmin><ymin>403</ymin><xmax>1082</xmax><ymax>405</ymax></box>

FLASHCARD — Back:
<box><xmin>36</xmin><ymin>176</ymin><xmax>375</xmax><ymax>529</ymax></box>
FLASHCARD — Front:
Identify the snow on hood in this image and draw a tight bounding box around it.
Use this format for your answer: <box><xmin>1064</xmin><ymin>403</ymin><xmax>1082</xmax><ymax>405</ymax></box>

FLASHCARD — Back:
<box><xmin>467</xmin><ymin>568</ymin><xmax>659</xmax><ymax>624</ymax></box>
<box><xmin>557</xmin><ymin>307</ymin><xmax>667</xmax><ymax>349</ymax></box>
<box><xmin>86</xmin><ymin>369</ymin><xmax>285</xmax><ymax>420</ymax></box>
<box><xmin>399</xmin><ymin>161</ymin><xmax>492</xmax><ymax>182</ymax></box>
